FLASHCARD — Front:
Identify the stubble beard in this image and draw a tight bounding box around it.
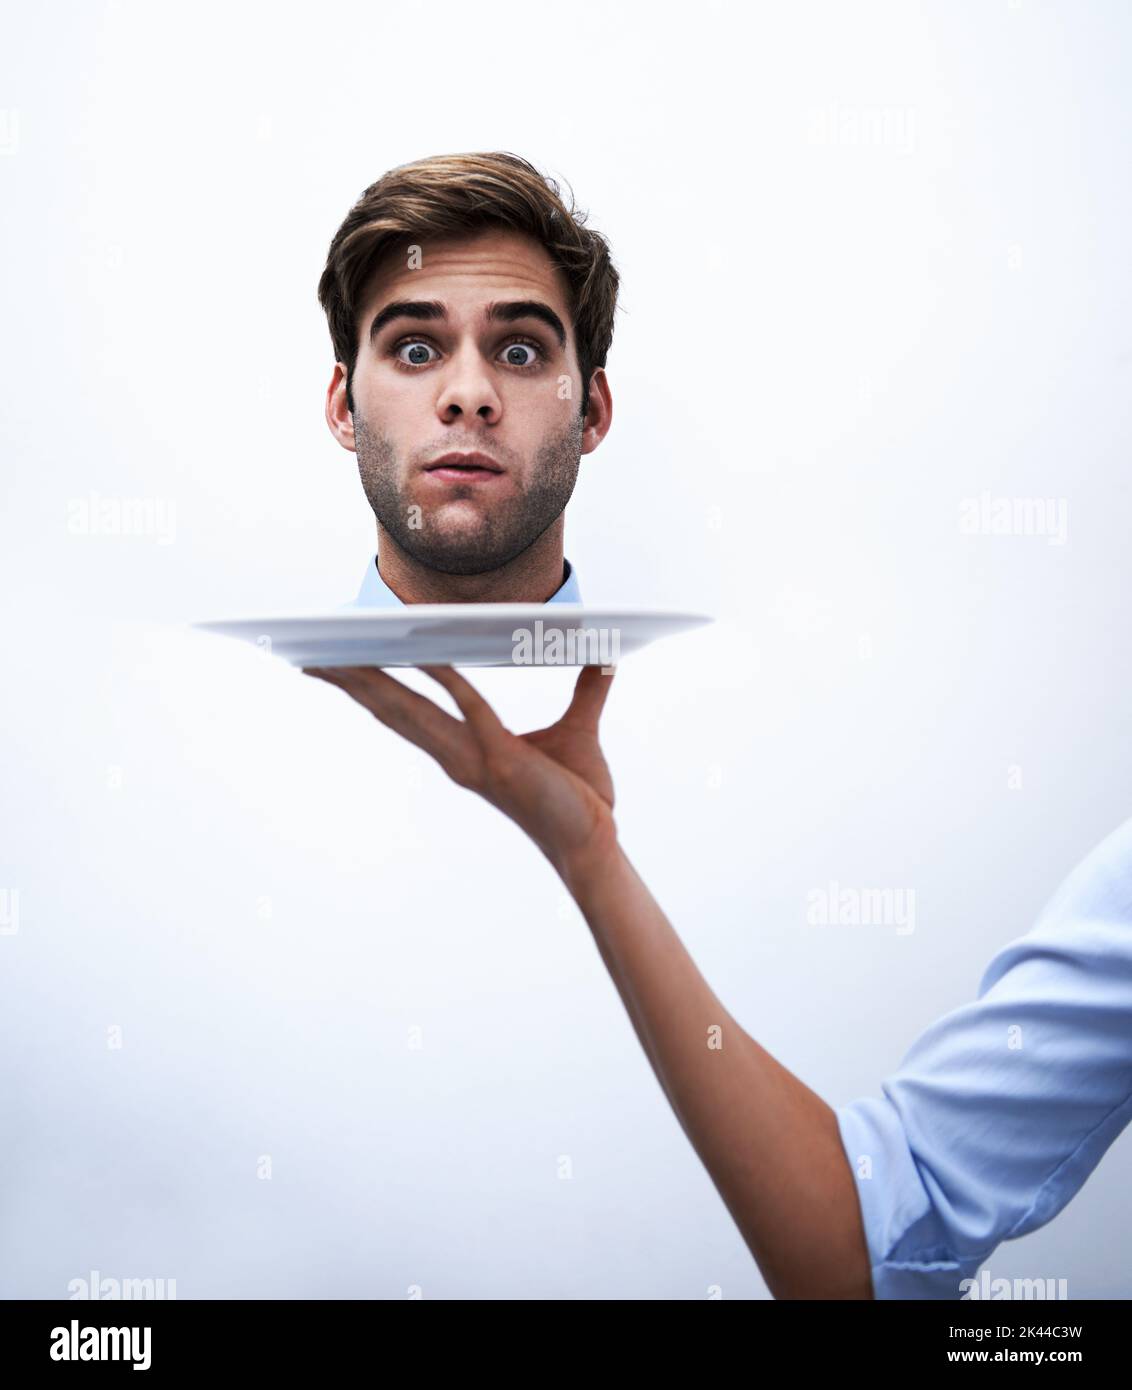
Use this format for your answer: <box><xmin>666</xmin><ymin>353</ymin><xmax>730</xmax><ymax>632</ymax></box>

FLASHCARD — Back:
<box><xmin>353</xmin><ymin>412</ymin><xmax>583</xmax><ymax>577</ymax></box>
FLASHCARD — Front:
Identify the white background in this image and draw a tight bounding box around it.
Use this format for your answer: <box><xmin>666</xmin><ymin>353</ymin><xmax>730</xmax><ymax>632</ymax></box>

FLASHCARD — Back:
<box><xmin>2</xmin><ymin>0</ymin><xmax>1130</xmax><ymax>1298</ymax></box>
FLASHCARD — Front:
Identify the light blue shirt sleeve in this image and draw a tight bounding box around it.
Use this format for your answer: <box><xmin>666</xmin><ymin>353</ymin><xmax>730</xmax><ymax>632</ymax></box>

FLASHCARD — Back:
<box><xmin>837</xmin><ymin>815</ymin><xmax>1132</xmax><ymax>1299</ymax></box>
<box><xmin>340</xmin><ymin>555</ymin><xmax>582</xmax><ymax>609</ymax></box>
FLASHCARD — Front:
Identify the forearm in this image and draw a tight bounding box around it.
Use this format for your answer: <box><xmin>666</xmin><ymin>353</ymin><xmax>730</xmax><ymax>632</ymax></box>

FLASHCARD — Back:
<box><xmin>557</xmin><ymin>831</ymin><xmax>874</xmax><ymax>1299</ymax></box>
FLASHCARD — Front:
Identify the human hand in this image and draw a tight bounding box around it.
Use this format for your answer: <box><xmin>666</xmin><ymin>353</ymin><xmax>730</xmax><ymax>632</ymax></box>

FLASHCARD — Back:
<box><xmin>302</xmin><ymin>663</ymin><xmax>619</xmax><ymax>878</ymax></box>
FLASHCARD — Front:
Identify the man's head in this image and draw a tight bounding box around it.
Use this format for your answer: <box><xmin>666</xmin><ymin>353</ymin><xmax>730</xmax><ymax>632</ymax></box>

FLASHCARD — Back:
<box><xmin>318</xmin><ymin>152</ymin><xmax>618</xmax><ymax>579</ymax></box>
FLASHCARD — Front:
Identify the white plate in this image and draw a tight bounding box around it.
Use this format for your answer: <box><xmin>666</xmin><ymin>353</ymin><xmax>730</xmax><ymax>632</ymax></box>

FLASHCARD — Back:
<box><xmin>193</xmin><ymin>604</ymin><xmax>713</xmax><ymax>668</ymax></box>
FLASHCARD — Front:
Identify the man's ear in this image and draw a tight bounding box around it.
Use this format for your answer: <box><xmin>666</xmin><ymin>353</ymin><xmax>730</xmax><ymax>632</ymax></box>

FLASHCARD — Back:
<box><xmin>580</xmin><ymin>367</ymin><xmax>612</xmax><ymax>456</ymax></box>
<box><xmin>325</xmin><ymin>363</ymin><xmax>357</xmax><ymax>452</ymax></box>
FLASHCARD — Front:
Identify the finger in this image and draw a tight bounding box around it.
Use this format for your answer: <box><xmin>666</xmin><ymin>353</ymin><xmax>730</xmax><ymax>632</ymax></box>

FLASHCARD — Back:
<box><xmin>305</xmin><ymin>664</ymin><xmax>468</xmax><ymax>766</ymax></box>
<box><xmin>561</xmin><ymin>663</ymin><xmax>617</xmax><ymax>731</ymax></box>
<box><xmin>418</xmin><ymin>665</ymin><xmax>508</xmax><ymax>743</ymax></box>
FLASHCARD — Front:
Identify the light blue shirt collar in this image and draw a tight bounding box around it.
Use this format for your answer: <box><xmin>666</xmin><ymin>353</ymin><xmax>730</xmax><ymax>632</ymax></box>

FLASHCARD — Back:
<box><xmin>344</xmin><ymin>554</ymin><xmax>582</xmax><ymax>608</ymax></box>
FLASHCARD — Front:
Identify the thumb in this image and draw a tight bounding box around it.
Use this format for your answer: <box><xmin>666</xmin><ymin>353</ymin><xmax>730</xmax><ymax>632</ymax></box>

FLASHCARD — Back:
<box><xmin>561</xmin><ymin>663</ymin><xmax>617</xmax><ymax>731</ymax></box>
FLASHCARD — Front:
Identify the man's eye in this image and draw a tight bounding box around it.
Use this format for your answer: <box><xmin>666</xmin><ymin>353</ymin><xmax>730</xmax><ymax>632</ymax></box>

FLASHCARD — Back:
<box><xmin>395</xmin><ymin>341</ymin><xmax>438</xmax><ymax>366</ymax></box>
<box><xmin>499</xmin><ymin>341</ymin><xmax>539</xmax><ymax>367</ymax></box>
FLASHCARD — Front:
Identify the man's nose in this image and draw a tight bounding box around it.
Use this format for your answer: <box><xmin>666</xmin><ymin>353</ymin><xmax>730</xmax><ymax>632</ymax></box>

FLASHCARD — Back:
<box><xmin>435</xmin><ymin>345</ymin><xmax>502</xmax><ymax>424</ymax></box>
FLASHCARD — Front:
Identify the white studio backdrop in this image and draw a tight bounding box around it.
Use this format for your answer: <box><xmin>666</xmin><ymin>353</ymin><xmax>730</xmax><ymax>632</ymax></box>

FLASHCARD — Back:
<box><xmin>2</xmin><ymin>0</ymin><xmax>1131</xmax><ymax>1298</ymax></box>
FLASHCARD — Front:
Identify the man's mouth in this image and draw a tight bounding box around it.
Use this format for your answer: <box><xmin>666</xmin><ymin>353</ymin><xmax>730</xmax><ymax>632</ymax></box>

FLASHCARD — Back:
<box><xmin>423</xmin><ymin>451</ymin><xmax>506</xmax><ymax>483</ymax></box>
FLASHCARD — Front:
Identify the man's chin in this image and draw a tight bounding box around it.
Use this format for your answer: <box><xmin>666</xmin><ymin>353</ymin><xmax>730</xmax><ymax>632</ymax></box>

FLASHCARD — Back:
<box><xmin>387</xmin><ymin>528</ymin><xmax>518</xmax><ymax>578</ymax></box>
<box><xmin>398</xmin><ymin>552</ymin><xmax>513</xmax><ymax>578</ymax></box>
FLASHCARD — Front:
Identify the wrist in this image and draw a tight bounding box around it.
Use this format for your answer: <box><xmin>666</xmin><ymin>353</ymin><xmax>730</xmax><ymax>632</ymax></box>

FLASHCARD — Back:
<box><xmin>554</xmin><ymin>816</ymin><xmax>623</xmax><ymax>897</ymax></box>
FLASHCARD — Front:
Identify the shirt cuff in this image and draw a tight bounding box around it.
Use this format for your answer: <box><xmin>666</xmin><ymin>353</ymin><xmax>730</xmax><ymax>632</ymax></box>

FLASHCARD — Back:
<box><xmin>837</xmin><ymin>1096</ymin><xmax>983</xmax><ymax>1300</ymax></box>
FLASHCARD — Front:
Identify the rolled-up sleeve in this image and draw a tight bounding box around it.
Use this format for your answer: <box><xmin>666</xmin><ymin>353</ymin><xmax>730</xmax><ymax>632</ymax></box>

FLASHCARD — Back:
<box><xmin>837</xmin><ymin>817</ymin><xmax>1132</xmax><ymax>1299</ymax></box>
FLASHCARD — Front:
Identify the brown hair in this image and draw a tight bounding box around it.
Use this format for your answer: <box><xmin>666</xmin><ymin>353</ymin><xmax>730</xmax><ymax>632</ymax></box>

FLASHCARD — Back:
<box><xmin>317</xmin><ymin>151</ymin><xmax>619</xmax><ymax>417</ymax></box>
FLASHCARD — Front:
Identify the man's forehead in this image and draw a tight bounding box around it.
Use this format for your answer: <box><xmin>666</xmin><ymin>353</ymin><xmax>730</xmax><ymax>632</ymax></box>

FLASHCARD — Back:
<box><xmin>361</xmin><ymin>229</ymin><xmax>571</xmax><ymax>319</ymax></box>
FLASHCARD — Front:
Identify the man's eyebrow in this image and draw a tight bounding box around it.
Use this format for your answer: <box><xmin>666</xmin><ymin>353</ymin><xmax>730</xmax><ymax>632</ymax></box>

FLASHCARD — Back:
<box><xmin>368</xmin><ymin>300</ymin><xmax>447</xmax><ymax>344</ymax></box>
<box><xmin>366</xmin><ymin>298</ymin><xmax>567</xmax><ymax>349</ymax></box>
<box><xmin>487</xmin><ymin>300</ymin><xmax>566</xmax><ymax>348</ymax></box>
